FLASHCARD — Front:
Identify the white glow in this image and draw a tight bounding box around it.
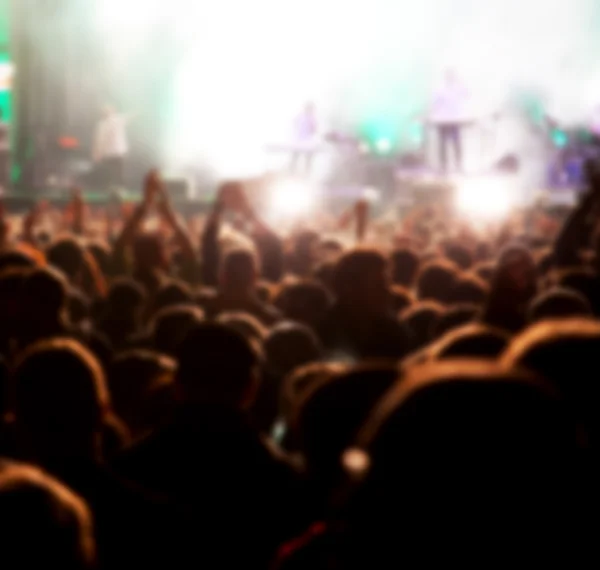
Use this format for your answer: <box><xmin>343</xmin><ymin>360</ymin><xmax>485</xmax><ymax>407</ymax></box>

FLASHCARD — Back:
<box><xmin>93</xmin><ymin>0</ymin><xmax>600</xmax><ymax>178</ymax></box>
<box><xmin>455</xmin><ymin>176</ymin><xmax>516</xmax><ymax>221</ymax></box>
<box><xmin>268</xmin><ymin>179</ymin><xmax>317</xmax><ymax>220</ymax></box>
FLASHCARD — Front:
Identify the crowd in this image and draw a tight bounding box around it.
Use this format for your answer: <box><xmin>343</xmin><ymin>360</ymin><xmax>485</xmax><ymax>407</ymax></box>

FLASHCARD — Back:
<box><xmin>0</xmin><ymin>168</ymin><xmax>598</xmax><ymax>569</ymax></box>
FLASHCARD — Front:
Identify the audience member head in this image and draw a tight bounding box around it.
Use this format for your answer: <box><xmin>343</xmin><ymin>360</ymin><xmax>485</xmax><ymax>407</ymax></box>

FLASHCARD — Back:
<box><xmin>219</xmin><ymin>249</ymin><xmax>259</xmax><ymax>296</ymax></box>
<box><xmin>176</xmin><ymin>323</ymin><xmax>261</xmax><ymax>409</ymax></box>
<box><xmin>431</xmin><ymin>303</ymin><xmax>478</xmax><ymax>339</ymax></box>
<box><xmin>416</xmin><ymin>260</ymin><xmax>458</xmax><ymax>304</ymax></box>
<box><xmin>390</xmin><ymin>247</ymin><xmax>420</xmax><ymax>287</ymax></box>
<box><xmin>443</xmin><ymin>242</ymin><xmax>473</xmax><ymax>270</ymax></box>
<box><xmin>502</xmin><ymin>318</ymin><xmax>600</xmax><ymax>445</ymax></box>
<box><xmin>274</xmin><ymin>280</ymin><xmax>333</xmax><ymax>328</ymax></box>
<box><xmin>217</xmin><ymin>311</ymin><xmax>268</xmax><ymax>344</ymax></box>
<box><xmin>280</xmin><ymin>362</ymin><xmax>346</xmax><ymax>427</ymax></box>
<box><xmin>527</xmin><ymin>287</ymin><xmax>591</xmax><ymax>323</ymax></box>
<box><xmin>340</xmin><ymin>361</ymin><xmax>574</xmax><ymax>566</ymax></box>
<box><xmin>152</xmin><ymin>305</ymin><xmax>205</xmax><ymax>357</ymax></box>
<box><xmin>108</xmin><ymin>350</ymin><xmax>176</xmax><ymax>439</ymax></box>
<box><xmin>401</xmin><ymin>301</ymin><xmax>445</xmax><ymax>350</ymax></box>
<box><xmin>450</xmin><ymin>274</ymin><xmax>489</xmax><ymax>305</ymax></box>
<box><xmin>313</xmin><ymin>260</ymin><xmax>336</xmax><ymax>291</ymax></box>
<box><xmin>47</xmin><ymin>239</ymin><xmax>85</xmax><ymax>285</ymax></box>
<box><xmin>19</xmin><ymin>267</ymin><xmax>69</xmax><ymax>339</ymax></box>
<box><xmin>106</xmin><ymin>278</ymin><xmax>146</xmax><ymax>321</ymax></box>
<box><xmin>482</xmin><ymin>245</ymin><xmax>537</xmax><ymax>333</ymax></box>
<box><xmin>430</xmin><ymin>323</ymin><xmax>510</xmax><ymax>360</ymax></box>
<box><xmin>333</xmin><ymin>249</ymin><xmax>390</xmax><ymax>315</ymax></box>
<box><xmin>0</xmin><ymin>250</ymin><xmax>37</xmax><ymax>272</ymax></box>
<box><xmin>152</xmin><ymin>280</ymin><xmax>194</xmax><ymax>315</ymax></box>
<box><xmin>263</xmin><ymin>322</ymin><xmax>322</xmax><ymax>380</ymax></box>
<box><xmin>13</xmin><ymin>338</ymin><xmax>110</xmax><ymax>462</ymax></box>
<box><xmin>0</xmin><ymin>461</ymin><xmax>95</xmax><ymax>570</ymax></box>
<box><xmin>555</xmin><ymin>267</ymin><xmax>600</xmax><ymax>315</ymax></box>
<box><xmin>295</xmin><ymin>364</ymin><xmax>399</xmax><ymax>487</ymax></box>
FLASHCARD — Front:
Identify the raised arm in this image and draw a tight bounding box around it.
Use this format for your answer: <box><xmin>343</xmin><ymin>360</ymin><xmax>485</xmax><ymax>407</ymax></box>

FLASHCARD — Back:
<box><xmin>200</xmin><ymin>184</ymin><xmax>228</xmax><ymax>286</ymax></box>
<box><xmin>236</xmin><ymin>184</ymin><xmax>285</xmax><ymax>283</ymax></box>
<box><xmin>155</xmin><ymin>178</ymin><xmax>196</xmax><ymax>262</ymax></box>
<box><xmin>553</xmin><ymin>162</ymin><xmax>600</xmax><ymax>267</ymax></box>
<box><xmin>112</xmin><ymin>170</ymin><xmax>157</xmax><ymax>260</ymax></box>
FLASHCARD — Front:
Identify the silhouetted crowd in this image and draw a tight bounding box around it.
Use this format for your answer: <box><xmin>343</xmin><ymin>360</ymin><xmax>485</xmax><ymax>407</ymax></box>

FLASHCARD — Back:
<box><xmin>0</xmin><ymin>171</ymin><xmax>598</xmax><ymax>569</ymax></box>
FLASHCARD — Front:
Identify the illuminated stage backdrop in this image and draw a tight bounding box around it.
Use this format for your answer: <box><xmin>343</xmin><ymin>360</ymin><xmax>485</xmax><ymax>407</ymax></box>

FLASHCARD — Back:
<box><xmin>13</xmin><ymin>0</ymin><xmax>600</xmax><ymax>182</ymax></box>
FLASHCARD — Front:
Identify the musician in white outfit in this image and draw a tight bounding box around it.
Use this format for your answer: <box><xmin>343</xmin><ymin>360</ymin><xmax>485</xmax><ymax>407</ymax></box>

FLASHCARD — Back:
<box><xmin>291</xmin><ymin>102</ymin><xmax>318</xmax><ymax>175</ymax></box>
<box><xmin>93</xmin><ymin>105</ymin><xmax>130</xmax><ymax>189</ymax></box>
<box><xmin>430</xmin><ymin>71</ymin><xmax>469</xmax><ymax>173</ymax></box>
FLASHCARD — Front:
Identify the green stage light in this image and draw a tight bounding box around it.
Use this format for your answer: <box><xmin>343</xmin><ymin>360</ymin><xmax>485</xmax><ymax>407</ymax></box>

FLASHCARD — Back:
<box><xmin>551</xmin><ymin>129</ymin><xmax>568</xmax><ymax>148</ymax></box>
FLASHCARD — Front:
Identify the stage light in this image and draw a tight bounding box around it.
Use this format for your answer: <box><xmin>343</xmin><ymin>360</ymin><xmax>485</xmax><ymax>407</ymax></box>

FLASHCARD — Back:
<box><xmin>375</xmin><ymin>138</ymin><xmax>392</xmax><ymax>153</ymax></box>
<box><xmin>362</xmin><ymin>187</ymin><xmax>381</xmax><ymax>203</ymax></box>
<box><xmin>455</xmin><ymin>176</ymin><xmax>515</xmax><ymax>221</ymax></box>
<box><xmin>268</xmin><ymin>179</ymin><xmax>317</xmax><ymax>221</ymax></box>
<box><xmin>551</xmin><ymin>129</ymin><xmax>569</xmax><ymax>148</ymax></box>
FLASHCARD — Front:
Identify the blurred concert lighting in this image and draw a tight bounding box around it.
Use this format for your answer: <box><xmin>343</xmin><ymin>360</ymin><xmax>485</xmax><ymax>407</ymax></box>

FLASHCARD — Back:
<box><xmin>267</xmin><ymin>178</ymin><xmax>318</xmax><ymax>221</ymax></box>
<box><xmin>455</xmin><ymin>176</ymin><xmax>517</xmax><ymax>221</ymax></box>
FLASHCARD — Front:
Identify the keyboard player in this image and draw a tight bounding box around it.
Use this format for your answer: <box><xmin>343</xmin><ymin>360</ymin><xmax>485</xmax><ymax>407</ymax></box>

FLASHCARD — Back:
<box><xmin>429</xmin><ymin>70</ymin><xmax>470</xmax><ymax>174</ymax></box>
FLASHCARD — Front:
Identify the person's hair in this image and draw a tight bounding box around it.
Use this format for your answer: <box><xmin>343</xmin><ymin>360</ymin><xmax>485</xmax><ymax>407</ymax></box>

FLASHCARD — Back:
<box><xmin>332</xmin><ymin>249</ymin><xmax>388</xmax><ymax>302</ymax></box>
<box><xmin>47</xmin><ymin>238</ymin><xmax>85</xmax><ymax>282</ymax></box>
<box><xmin>339</xmin><ymin>361</ymin><xmax>574</xmax><ymax>567</ymax></box>
<box><xmin>401</xmin><ymin>301</ymin><xmax>445</xmax><ymax>350</ymax></box>
<box><xmin>555</xmin><ymin>267</ymin><xmax>600</xmax><ymax>314</ymax></box>
<box><xmin>13</xmin><ymin>338</ymin><xmax>110</xmax><ymax>457</ymax></box>
<box><xmin>152</xmin><ymin>281</ymin><xmax>194</xmax><ymax>314</ymax></box>
<box><xmin>450</xmin><ymin>275</ymin><xmax>489</xmax><ymax>305</ymax></box>
<box><xmin>152</xmin><ymin>305</ymin><xmax>205</xmax><ymax>357</ymax></box>
<box><xmin>253</xmin><ymin>322</ymin><xmax>322</xmax><ymax>433</ymax></box>
<box><xmin>527</xmin><ymin>287</ymin><xmax>592</xmax><ymax>323</ymax></box>
<box><xmin>294</xmin><ymin>364</ymin><xmax>399</xmax><ymax>484</ymax></box>
<box><xmin>390</xmin><ymin>247</ymin><xmax>420</xmax><ymax>287</ymax></box>
<box><xmin>443</xmin><ymin>242</ymin><xmax>473</xmax><ymax>271</ymax></box>
<box><xmin>501</xmin><ymin>318</ymin><xmax>600</xmax><ymax>445</ymax></box>
<box><xmin>274</xmin><ymin>280</ymin><xmax>333</xmax><ymax>328</ymax></box>
<box><xmin>217</xmin><ymin>311</ymin><xmax>268</xmax><ymax>343</ymax></box>
<box><xmin>431</xmin><ymin>304</ymin><xmax>478</xmax><ymax>340</ymax></box>
<box><xmin>176</xmin><ymin>323</ymin><xmax>261</xmax><ymax>408</ymax></box>
<box><xmin>416</xmin><ymin>260</ymin><xmax>458</xmax><ymax>303</ymax></box>
<box><xmin>107</xmin><ymin>277</ymin><xmax>146</xmax><ymax>317</ymax></box>
<box><xmin>263</xmin><ymin>322</ymin><xmax>322</xmax><ymax>379</ymax></box>
<box><xmin>0</xmin><ymin>461</ymin><xmax>95</xmax><ymax>569</ymax></box>
<box><xmin>430</xmin><ymin>323</ymin><xmax>510</xmax><ymax>360</ymax></box>
<box><xmin>220</xmin><ymin>249</ymin><xmax>258</xmax><ymax>292</ymax></box>
<box><xmin>280</xmin><ymin>362</ymin><xmax>346</xmax><ymax>425</ymax></box>
<box><xmin>0</xmin><ymin>250</ymin><xmax>37</xmax><ymax>272</ymax></box>
<box><xmin>21</xmin><ymin>266</ymin><xmax>69</xmax><ymax>323</ymax></box>
<box><xmin>108</xmin><ymin>350</ymin><xmax>176</xmax><ymax>438</ymax></box>
<box><xmin>313</xmin><ymin>260</ymin><xmax>336</xmax><ymax>291</ymax></box>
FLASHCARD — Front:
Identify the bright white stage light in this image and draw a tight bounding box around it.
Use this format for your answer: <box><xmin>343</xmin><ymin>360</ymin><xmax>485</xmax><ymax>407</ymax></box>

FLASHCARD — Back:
<box><xmin>268</xmin><ymin>179</ymin><xmax>317</xmax><ymax>220</ymax></box>
<box><xmin>455</xmin><ymin>176</ymin><xmax>515</xmax><ymax>221</ymax></box>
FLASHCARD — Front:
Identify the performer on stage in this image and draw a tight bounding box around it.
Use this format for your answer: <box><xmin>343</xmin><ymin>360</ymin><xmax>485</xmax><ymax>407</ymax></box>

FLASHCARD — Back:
<box><xmin>291</xmin><ymin>101</ymin><xmax>318</xmax><ymax>175</ymax></box>
<box><xmin>93</xmin><ymin>105</ymin><xmax>130</xmax><ymax>189</ymax></box>
<box><xmin>430</xmin><ymin>70</ymin><xmax>469</xmax><ymax>174</ymax></box>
